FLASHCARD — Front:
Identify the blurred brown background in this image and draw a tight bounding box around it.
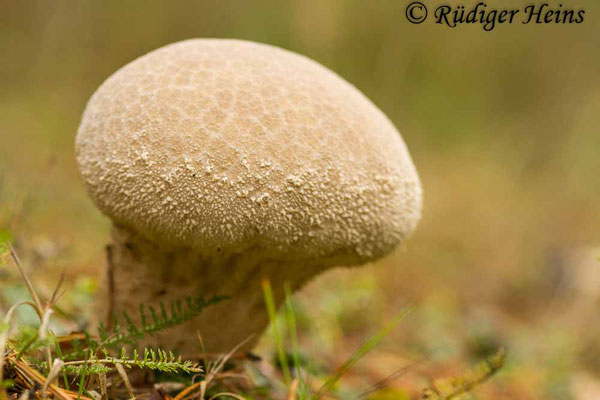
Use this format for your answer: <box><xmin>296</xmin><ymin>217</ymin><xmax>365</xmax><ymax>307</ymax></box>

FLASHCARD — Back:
<box><xmin>1</xmin><ymin>1</ymin><xmax>599</xmax><ymax>399</ymax></box>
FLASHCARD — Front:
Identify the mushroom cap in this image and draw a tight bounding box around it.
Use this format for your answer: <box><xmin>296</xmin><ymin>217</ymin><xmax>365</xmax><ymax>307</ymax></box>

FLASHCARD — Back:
<box><xmin>76</xmin><ymin>39</ymin><xmax>422</xmax><ymax>265</ymax></box>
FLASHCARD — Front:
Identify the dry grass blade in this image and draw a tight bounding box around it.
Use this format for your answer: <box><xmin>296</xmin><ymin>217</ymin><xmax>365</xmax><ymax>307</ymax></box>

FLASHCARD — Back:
<box><xmin>172</xmin><ymin>381</ymin><xmax>203</xmax><ymax>400</ymax></box>
<box><xmin>206</xmin><ymin>393</ymin><xmax>247</xmax><ymax>400</ymax></box>
<box><xmin>316</xmin><ymin>306</ymin><xmax>413</xmax><ymax>399</ymax></box>
<box><xmin>56</xmin><ymin>333</ymin><xmax>87</xmax><ymax>343</ymax></box>
<box><xmin>50</xmin><ymin>269</ymin><xmax>67</xmax><ymax>305</ymax></box>
<box><xmin>356</xmin><ymin>357</ymin><xmax>427</xmax><ymax>399</ymax></box>
<box><xmin>187</xmin><ymin>335</ymin><xmax>254</xmax><ymax>400</ymax></box>
<box><xmin>38</xmin><ymin>309</ymin><xmax>54</xmax><ymax>340</ymax></box>
<box><xmin>1</xmin><ymin>301</ymin><xmax>30</xmax><ymax>389</ymax></box>
<box><xmin>7</xmin><ymin>244</ymin><xmax>54</xmax><ymax>371</ymax></box>
<box><xmin>115</xmin><ymin>363</ymin><xmax>135</xmax><ymax>400</ymax></box>
<box><xmin>98</xmin><ymin>372</ymin><xmax>108</xmax><ymax>400</ymax></box>
<box><xmin>208</xmin><ymin>335</ymin><xmax>253</xmax><ymax>380</ymax></box>
<box><xmin>43</xmin><ymin>359</ymin><xmax>65</xmax><ymax>393</ymax></box>
<box><xmin>185</xmin><ymin>353</ymin><xmax>248</xmax><ymax>362</ymax></box>
<box><xmin>7</xmin><ymin>354</ymin><xmax>93</xmax><ymax>400</ymax></box>
<box><xmin>8</xmin><ymin>243</ymin><xmax>44</xmax><ymax>317</ymax></box>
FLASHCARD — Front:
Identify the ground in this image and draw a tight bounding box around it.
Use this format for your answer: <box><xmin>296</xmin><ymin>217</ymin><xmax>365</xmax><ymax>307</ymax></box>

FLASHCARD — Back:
<box><xmin>1</xmin><ymin>1</ymin><xmax>600</xmax><ymax>398</ymax></box>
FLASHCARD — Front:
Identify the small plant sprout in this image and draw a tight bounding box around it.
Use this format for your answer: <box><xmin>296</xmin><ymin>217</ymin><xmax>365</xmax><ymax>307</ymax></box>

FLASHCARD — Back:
<box><xmin>75</xmin><ymin>39</ymin><xmax>422</xmax><ymax>353</ymax></box>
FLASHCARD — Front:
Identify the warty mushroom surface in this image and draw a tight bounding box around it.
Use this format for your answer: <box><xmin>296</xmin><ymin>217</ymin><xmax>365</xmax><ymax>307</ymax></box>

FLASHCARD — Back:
<box><xmin>75</xmin><ymin>39</ymin><xmax>422</xmax><ymax>353</ymax></box>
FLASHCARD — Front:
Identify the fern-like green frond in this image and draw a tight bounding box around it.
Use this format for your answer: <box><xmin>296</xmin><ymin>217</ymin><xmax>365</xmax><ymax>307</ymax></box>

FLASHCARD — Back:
<box><xmin>62</xmin><ymin>347</ymin><xmax>203</xmax><ymax>375</ymax></box>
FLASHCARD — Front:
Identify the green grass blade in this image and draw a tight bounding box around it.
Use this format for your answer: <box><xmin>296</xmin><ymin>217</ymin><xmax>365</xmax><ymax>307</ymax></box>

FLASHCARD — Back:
<box><xmin>316</xmin><ymin>306</ymin><xmax>414</xmax><ymax>398</ymax></box>
<box><xmin>76</xmin><ymin>368</ymin><xmax>87</xmax><ymax>400</ymax></box>
<box><xmin>53</xmin><ymin>334</ymin><xmax>70</xmax><ymax>390</ymax></box>
<box><xmin>284</xmin><ymin>284</ymin><xmax>308</xmax><ymax>399</ymax></box>
<box><xmin>262</xmin><ymin>278</ymin><xmax>292</xmax><ymax>386</ymax></box>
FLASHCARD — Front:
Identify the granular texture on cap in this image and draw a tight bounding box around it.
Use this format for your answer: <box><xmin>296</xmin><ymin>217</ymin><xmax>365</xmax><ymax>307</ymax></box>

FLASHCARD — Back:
<box><xmin>76</xmin><ymin>39</ymin><xmax>422</xmax><ymax>265</ymax></box>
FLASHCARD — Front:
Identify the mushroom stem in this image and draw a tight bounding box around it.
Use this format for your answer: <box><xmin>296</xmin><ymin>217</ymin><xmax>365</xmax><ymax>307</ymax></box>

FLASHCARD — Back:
<box><xmin>97</xmin><ymin>226</ymin><xmax>322</xmax><ymax>353</ymax></box>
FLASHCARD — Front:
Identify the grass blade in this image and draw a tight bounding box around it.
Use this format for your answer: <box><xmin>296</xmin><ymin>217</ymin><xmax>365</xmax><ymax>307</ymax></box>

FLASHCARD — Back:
<box><xmin>284</xmin><ymin>284</ymin><xmax>308</xmax><ymax>399</ymax></box>
<box><xmin>262</xmin><ymin>278</ymin><xmax>292</xmax><ymax>386</ymax></box>
<box><xmin>316</xmin><ymin>306</ymin><xmax>414</xmax><ymax>398</ymax></box>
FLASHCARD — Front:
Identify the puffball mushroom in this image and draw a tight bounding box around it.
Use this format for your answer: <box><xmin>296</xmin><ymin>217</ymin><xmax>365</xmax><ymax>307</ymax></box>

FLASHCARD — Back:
<box><xmin>75</xmin><ymin>39</ymin><xmax>422</xmax><ymax>353</ymax></box>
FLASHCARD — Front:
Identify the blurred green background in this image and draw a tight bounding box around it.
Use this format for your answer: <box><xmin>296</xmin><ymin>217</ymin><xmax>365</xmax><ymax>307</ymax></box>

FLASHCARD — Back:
<box><xmin>1</xmin><ymin>1</ymin><xmax>599</xmax><ymax>399</ymax></box>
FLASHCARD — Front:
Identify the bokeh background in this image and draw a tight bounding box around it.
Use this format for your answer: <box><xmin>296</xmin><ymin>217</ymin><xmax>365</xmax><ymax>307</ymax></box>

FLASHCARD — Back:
<box><xmin>1</xmin><ymin>1</ymin><xmax>599</xmax><ymax>399</ymax></box>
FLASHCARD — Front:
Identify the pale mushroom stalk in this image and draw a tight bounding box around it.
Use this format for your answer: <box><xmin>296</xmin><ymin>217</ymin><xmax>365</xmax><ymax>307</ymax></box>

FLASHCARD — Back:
<box><xmin>104</xmin><ymin>226</ymin><xmax>338</xmax><ymax>352</ymax></box>
<box><xmin>76</xmin><ymin>39</ymin><xmax>422</xmax><ymax>353</ymax></box>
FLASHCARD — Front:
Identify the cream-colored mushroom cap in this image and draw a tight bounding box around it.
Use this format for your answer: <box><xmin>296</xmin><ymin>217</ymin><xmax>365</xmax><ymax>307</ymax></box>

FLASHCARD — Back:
<box><xmin>76</xmin><ymin>39</ymin><xmax>422</xmax><ymax>265</ymax></box>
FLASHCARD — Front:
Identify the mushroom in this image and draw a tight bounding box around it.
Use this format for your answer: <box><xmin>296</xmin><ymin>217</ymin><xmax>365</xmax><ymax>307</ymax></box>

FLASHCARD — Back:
<box><xmin>75</xmin><ymin>39</ymin><xmax>422</xmax><ymax>353</ymax></box>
